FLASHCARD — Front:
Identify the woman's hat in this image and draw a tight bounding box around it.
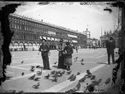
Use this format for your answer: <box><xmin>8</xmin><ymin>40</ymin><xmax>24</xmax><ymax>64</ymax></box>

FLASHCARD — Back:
<box><xmin>59</xmin><ymin>39</ymin><xmax>63</xmax><ymax>42</ymax></box>
<box><xmin>66</xmin><ymin>42</ymin><xmax>70</xmax><ymax>45</ymax></box>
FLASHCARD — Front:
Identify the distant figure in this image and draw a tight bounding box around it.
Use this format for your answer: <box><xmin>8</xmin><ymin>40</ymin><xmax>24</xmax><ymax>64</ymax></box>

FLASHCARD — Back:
<box><xmin>39</xmin><ymin>39</ymin><xmax>50</xmax><ymax>70</ymax></box>
<box><xmin>0</xmin><ymin>32</ymin><xmax>3</xmax><ymax>85</ymax></box>
<box><xmin>57</xmin><ymin>39</ymin><xmax>66</xmax><ymax>69</ymax></box>
<box><xmin>75</xmin><ymin>46</ymin><xmax>78</xmax><ymax>53</ymax></box>
<box><xmin>63</xmin><ymin>42</ymin><xmax>73</xmax><ymax>70</ymax></box>
<box><xmin>106</xmin><ymin>37</ymin><xmax>116</xmax><ymax>64</ymax></box>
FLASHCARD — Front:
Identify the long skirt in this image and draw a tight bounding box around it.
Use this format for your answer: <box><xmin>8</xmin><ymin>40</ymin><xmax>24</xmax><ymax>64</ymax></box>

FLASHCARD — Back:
<box><xmin>58</xmin><ymin>55</ymin><xmax>66</xmax><ymax>69</ymax></box>
<box><xmin>64</xmin><ymin>57</ymin><xmax>72</xmax><ymax>66</ymax></box>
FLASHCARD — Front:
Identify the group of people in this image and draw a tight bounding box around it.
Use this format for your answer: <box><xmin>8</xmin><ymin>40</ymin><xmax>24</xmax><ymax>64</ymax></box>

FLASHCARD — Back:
<box><xmin>39</xmin><ymin>39</ymin><xmax>73</xmax><ymax>71</ymax></box>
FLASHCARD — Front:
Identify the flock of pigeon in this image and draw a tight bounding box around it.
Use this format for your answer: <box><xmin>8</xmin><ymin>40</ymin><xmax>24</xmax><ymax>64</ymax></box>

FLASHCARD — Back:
<box><xmin>12</xmin><ymin>56</ymin><xmax>112</xmax><ymax>93</ymax></box>
<box><xmin>65</xmin><ymin>69</ymin><xmax>111</xmax><ymax>93</ymax></box>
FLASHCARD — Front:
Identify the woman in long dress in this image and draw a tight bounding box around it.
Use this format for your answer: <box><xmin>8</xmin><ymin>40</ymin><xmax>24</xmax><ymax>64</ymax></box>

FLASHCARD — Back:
<box><xmin>63</xmin><ymin>42</ymin><xmax>73</xmax><ymax>71</ymax></box>
<box><xmin>57</xmin><ymin>39</ymin><xmax>66</xmax><ymax>69</ymax></box>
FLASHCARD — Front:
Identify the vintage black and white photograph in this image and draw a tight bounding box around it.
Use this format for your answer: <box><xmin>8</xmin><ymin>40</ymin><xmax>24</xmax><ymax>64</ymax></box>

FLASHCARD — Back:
<box><xmin>0</xmin><ymin>1</ymin><xmax>125</xmax><ymax>93</ymax></box>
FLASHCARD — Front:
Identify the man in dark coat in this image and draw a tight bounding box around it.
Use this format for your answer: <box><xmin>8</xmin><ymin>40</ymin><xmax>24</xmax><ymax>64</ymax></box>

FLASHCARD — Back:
<box><xmin>106</xmin><ymin>36</ymin><xmax>116</xmax><ymax>64</ymax></box>
<box><xmin>39</xmin><ymin>39</ymin><xmax>50</xmax><ymax>70</ymax></box>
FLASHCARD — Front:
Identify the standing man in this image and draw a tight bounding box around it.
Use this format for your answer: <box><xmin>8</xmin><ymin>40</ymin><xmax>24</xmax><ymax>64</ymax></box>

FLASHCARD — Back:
<box><xmin>39</xmin><ymin>39</ymin><xmax>51</xmax><ymax>70</ymax></box>
<box><xmin>106</xmin><ymin>36</ymin><xmax>116</xmax><ymax>64</ymax></box>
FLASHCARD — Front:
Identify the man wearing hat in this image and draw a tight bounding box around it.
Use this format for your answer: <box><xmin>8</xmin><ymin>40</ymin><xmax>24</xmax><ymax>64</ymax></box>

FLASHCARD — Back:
<box><xmin>106</xmin><ymin>36</ymin><xmax>116</xmax><ymax>64</ymax></box>
<box><xmin>39</xmin><ymin>38</ymin><xmax>50</xmax><ymax>70</ymax></box>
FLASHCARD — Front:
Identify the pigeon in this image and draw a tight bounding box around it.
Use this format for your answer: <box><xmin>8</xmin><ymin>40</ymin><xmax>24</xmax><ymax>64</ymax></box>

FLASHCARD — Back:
<box><xmin>54</xmin><ymin>61</ymin><xmax>57</xmax><ymax>64</ymax></box>
<box><xmin>51</xmin><ymin>70</ymin><xmax>56</xmax><ymax>75</ymax></box>
<box><xmin>74</xmin><ymin>57</ymin><xmax>78</xmax><ymax>62</ymax></box>
<box><xmin>86</xmin><ymin>84</ymin><xmax>95</xmax><ymax>93</ymax></box>
<box><xmin>92</xmin><ymin>79</ymin><xmax>102</xmax><ymax>86</ymax></box>
<box><xmin>61</xmin><ymin>71</ymin><xmax>65</xmax><ymax>74</ymax></box>
<box><xmin>44</xmin><ymin>74</ymin><xmax>50</xmax><ymax>79</ymax></box>
<box><xmin>79</xmin><ymin>76</ymin><xmax>86</xmax><ymax>82</ymax></box>
<box><xmin>37</xmin><ymin>71</ymin><xmax>42</xmax><ymax>76</ymax></box>
<box><xmin>65</xmin><ymin>88</ymin><xmax>76</xmax><ymax>94</ymax></box>
<box><xmin>105</xmin><ymin>78</ymin><xmax>111</xmax><ymax>85</ymax></box>
<box><xmin>69</xmin><ymin>74</ymin><xmax>76</xmax><ymax>81</ymax></box>
<box><xmin>21</xmin><ymin>61</ymin><xmax>24</xmax><ymax>64</ymax></box>
<box><xmin>67</xmin><ymin>70</ymin><xmax>72</xmax><ymax>75</ymax></box>
<box><xmin>90</xmin><ymin>75</ymin><xmax>96</xmax><ymax>80</ymax></box>
<box><xmin>21</xmin><ymin>72</ymin><xmax>24</xmax><ymax>76</ymax></box>
<box><xmin>30</xmin><ymin>66</ymin><xmax>35</xmax><ymax>72</ymax></box>
<box><xmin>32</xmin><ymin>82</ymin><xmax>40</xmax><ymax>89</ymax></box>
<box><xmin>28</xmin><ymin>74</ymin><xmax>35</xmax><ymax>80</ymax></box>
<box><xmin>77</xmin><ymin>72</ymin><xmax>80</xmax><ymax>75</ymax></box>
<box><xmin>68</xmin><ymin>74</ymin><xmax>74</xmax><ymax>80</ymax></box>
<box><xmin>80</xmin><ymin>59</ymin><xmax>84</xmax><ymax>63</ymax></box>
<box><xmin>51</xmin><ymin>77</ymin><xmax>58</xmax><ymax>82</ymax></box>
<box><xmin>36</xmin><ymin>65</ymin><xmax>41</xmax><ymax>68</ymax></box>
<box><xmin>85</xmin><ymin>70</ymin><xmax>92</xmax><ymax>78</ymax></box>
<box><xmin>80</xmin><ymin>59</ymin><xmax>84</xmax><ymax>65</ymax></box>
<box><xmin>57</xmin><ymin>71</ymin><xmax>63</xmax><ymax>77</ymax></box>
<box><xmin>34</xmin><ymin>77</ymin><xmax>41</xmax><ymax>81</ymax></box>
<box><xmin>81</xmin><ymin>62</ymin><xmax>84</xmax><ymax>65</ymax></box>
<box><xmin>75</xmin><ymin>81</ymin><xmax>81</xmax><ymax>91</ymax></box>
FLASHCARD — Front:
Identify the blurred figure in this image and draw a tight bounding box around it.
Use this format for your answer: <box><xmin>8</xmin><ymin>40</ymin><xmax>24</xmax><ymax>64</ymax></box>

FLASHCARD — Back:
<box><xmin>0</xmin><ymin>32</ymin><xmax>3</xmax><ymax>85</ymax></box>
<box><xmin>75</xmin><ymin>46</ymin><xmax>78</xmax><ymax>53</ymax></box>
<box><xmin>57</xmin><ymin>39</ymin><xmax>66</xmax><ymax>69</ymax></box>
<box><xmin>106</xmin><ymin>36</ymin><xmax>116</xmax><ymax>64</ymax></box>
<box><xmin>39</xmin><ymin>39</ymin><xmax>50</xmax><ymax>70</ymax></box>
<box><xmin>63</xmin><ymin>42</ymin><xmax>73</xmax><ymax>71</ymax></box>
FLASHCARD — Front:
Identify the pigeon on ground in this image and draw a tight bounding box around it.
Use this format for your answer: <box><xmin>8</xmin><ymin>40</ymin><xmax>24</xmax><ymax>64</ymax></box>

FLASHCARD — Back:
<box><xmin>34</xmin><ymin>77</ymin><xmax>41</xmax><ymax>81</ymax></box>
<box><xmin>44</xmin><ymin>74</ymin><xmax>50</xmax><ymax>79</ymax></box>
<box><xmin>28</xmin><ymin>74</ymin><xmax>36</xmax><ymax>80</ymax></box>
<box><xmin>61</xmin><ymin>71</ymin><xmax>65</xmax><ymax>74</ymax></box>
<box><xmin>21</xmin><ymin>61</ymin><xmax>24</xmax><ymax>64</ymax></box>
<box><xmin>21</xmin><ymin>72</ymin><xmax>24</xmax><ymax>76</ymax></box>
<box><xmin>105</xmin><ymin>78</ymin><xmax>111</xmax><ymax>85</ymax></box>
<box><xmin>30</xmin><ymin>66</ymin><xmax>35</xmax><ymax>72</ymax></box>
<box><xmin>90</xmin><ymin>75</ymin><xmax>96</xmax><ymax>80</ymax></box>
<box><xmin>37</xmin><ymin>71</ymin><xmax>42</xmax><ymax>76</ymax></box>
<box><xmin>51</xmin><ymin>77</ymin><xmax>58</xmax><ymax>82</ymax></box>
<box><xmin>36</xmin><ymin>65</ymin><xmax>41</xmax><ymax>68</ymax></box>
<box><xmin>68</xmin><ymin>74</ymin><xmax>76</xmax><ymax>81</ymax></box>
<box><xmin>80</xmin><ymin>59</ymin><xmax>84</xmax><ymax>62</ymax></box>
<box><xmin>54</xmin><ymin>61</ymin><xmax>57</xmax><ymax>64</ymax></box>
<box><xmin>67</xmin><ymin>70</ymin><xmax>72</xmax><ymax>75</ymax></box>
<box><xmin>77</xmin><ymin>72</ymin><xmax>80</xmax><ymax>75</ymax></box>
<box><xmin>92</xmin><ymin>79</ymin><xmax>102</xmax><ymax>86</ymax></box>
<box><xmin>85</xmin><ymin>70</ymin><xmax>92</xmax><ymax>78</ymax></box>
<box><xmin>65</xmin><ymin>88</ymin><xmax>76</xmax><ymax>94</ymax></box>
<box><xmin>75</xmin><ymin>81</ymin><xmax>81</xmax><ymax>91</ymax></box>
<box><xmin>57</xmin><ymin>71</ymin><xmax>63</xmax><ymax>77</ymax></box>
<box><xmin>51</xmin><ymin>70</ymin><xmax>56</xmax><ymax>75</ymax></box>
<box><xmin>68</xmin><ymin>74</ymin><xmax>74</xmax><ymax>80</ymax></box>
<box><xmin>32</xmin><ymin>82</ymin><xmax>40</xmax><ymax>89</ymax></box>
<box><xmin>86</xmin><ymin>84</ymin><xmax>95</xmax><ymax>93</ymax></box>
<box><xmin>74</xmin><ymin>57</ymin><xmax>78</xmax><ymax>62</ymax></box>
<box><xmin>79</xmin><ymin>76</ymin><xmax>86</xmax><ymax>82</ymax></box>
<box><xmin>70</xmin><ymin>75</ymin><xmax>76</xmax><ymax>81</ymax></box>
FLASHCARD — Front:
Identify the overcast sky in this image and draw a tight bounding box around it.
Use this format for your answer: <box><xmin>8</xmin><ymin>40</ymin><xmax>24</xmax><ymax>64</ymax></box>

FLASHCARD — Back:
<box><xmin>14</xmin><ymin>2</ymin><xmax>120</xmax><ymax>39</ymax></box>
